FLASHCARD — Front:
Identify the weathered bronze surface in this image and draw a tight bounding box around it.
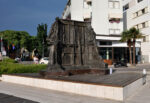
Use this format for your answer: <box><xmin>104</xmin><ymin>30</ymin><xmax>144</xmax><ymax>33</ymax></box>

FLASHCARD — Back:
<box><xmin>40</xmin><ymin>18</ymin><xmax>108</xmax><ymax>77</ymax></box>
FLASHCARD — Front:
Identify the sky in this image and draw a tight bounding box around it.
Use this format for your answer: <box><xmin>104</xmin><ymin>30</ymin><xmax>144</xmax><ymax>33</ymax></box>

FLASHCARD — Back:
<box><xmin>0</xmin><ymin>0</ymin><xmax>68</xmax><ymax>35</ymax></box>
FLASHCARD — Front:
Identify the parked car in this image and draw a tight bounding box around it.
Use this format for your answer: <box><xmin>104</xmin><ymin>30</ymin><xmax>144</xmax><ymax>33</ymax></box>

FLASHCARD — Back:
<box><xmin>114</xmin><ymin>59</ymin><xmax>127</xmax><ymax>68</ymax></box>
<box><xmin>15</xmin><ymin>57</ymin><xmax>21</xmax><ymax>62</ymax></box>
<box><xmin>39</xmin><ymin>57</ymin><xmax>49</xmax><ymax>64</ymax></box>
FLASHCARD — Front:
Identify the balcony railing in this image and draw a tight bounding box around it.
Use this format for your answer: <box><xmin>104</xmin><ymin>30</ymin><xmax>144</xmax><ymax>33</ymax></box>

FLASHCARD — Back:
<box><xmin>109</xmin><ymin>29</ymin><xmax>120</xmax><ymax>35</ymax></box>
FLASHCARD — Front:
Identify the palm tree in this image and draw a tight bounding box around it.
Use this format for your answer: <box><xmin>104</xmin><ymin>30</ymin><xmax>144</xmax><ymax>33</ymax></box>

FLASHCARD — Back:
<box><xmin>120</xmin><ymin>30</ymin><xmax>132</xmax><ymax>64</ymax></box>
<box><xmin>128</xmin><ymin>27</ymin><xmax>143</xmax><ymax>65</ymax></box>
<box><xmin>121</xmin><ymin>28</ymin><xmax>143</xmax><ymax>65</ymax></box>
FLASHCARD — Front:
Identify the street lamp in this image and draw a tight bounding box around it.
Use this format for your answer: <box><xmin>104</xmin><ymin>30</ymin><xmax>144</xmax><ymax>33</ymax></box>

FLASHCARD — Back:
<box><xmin>42</xmin><ymin>38</ymin><xmax>44</xmax><ymax>58</ymax></box>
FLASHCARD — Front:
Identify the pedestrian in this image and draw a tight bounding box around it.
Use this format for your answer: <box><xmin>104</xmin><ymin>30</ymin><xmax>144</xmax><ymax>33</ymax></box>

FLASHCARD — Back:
<box><xmin>33</xmin><ymin>56</ymin><xmax>39</xmax><ymax>64</ymax></box>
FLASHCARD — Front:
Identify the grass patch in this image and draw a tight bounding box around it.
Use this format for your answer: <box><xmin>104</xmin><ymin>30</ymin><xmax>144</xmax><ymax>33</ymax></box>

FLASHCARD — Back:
<box><xmin>0</xmin><ymin>58</ymin><xmax>47</xmax><ymax>75</ymax></box>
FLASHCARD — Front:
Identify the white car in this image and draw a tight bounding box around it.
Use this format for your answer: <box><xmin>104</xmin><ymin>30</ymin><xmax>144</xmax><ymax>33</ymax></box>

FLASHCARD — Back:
<box><xmin>39</xmin><ymin>57</ymin><xmax>49</xmax><ymax>64</ymax></box>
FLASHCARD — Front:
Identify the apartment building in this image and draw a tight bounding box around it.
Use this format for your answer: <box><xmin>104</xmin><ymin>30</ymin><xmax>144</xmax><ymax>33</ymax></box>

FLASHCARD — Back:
<box><xmin>62</xmin><ymin>0</ymin><xmax>133</xmax><ymax>64</ymax></box>
<box><xmin>123</xmin><ymin>0</ymin><xmax>150</xmax><ymax>63</ymax></box>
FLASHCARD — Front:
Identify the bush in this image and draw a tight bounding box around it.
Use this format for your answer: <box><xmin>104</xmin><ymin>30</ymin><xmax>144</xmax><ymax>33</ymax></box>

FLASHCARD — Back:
<box><xmin>0</xmin><ymin>61</ymin><xmax>47</xmax><ymax>74</ymax></box>
<box><xmin>2</xmin><ymin>58</ymin><xmax>17</xmax><ymax>63</ymax></box>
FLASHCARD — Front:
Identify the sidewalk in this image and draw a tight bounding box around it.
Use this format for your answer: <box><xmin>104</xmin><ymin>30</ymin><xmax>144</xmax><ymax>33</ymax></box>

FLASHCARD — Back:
<box><xmin>0</xmin><ymin>82</ymin><xmax>119</xmax><ymax>103</ymax></box>
<box><xmin>0</xmin><ymin>79</ymin><xmax>150</xmax><ymax>103</ymax></box>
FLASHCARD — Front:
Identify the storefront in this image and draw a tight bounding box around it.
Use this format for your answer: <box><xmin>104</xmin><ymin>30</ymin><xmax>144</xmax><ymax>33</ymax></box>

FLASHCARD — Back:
<box><xmin>97</xmin><ymin>41</ymin><xmax>141</xmax><ymax>65</ymax></box>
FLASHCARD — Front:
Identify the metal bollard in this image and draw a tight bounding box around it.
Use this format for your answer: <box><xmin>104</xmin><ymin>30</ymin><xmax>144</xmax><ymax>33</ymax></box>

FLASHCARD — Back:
<box><xmin>109</xmin><ymin>68</ymin><xmax>113</xmax><ymax>75</ymax></box>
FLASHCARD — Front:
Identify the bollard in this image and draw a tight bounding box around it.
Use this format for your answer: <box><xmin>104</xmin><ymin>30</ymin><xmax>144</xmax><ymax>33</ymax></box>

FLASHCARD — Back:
<box><xmin>109</xmin><ymin>68</ymin><xmax>113</xmax><ymax>75</ymax></box>
<box><xmin>142</xmin><ymin>69</ymin><xmax>147</xmax><ymax>85</ymax></box>
<box><xmin>143</xmin><ymin>69</ymin><xmax>147</xmax><ymax>75</ymax></box>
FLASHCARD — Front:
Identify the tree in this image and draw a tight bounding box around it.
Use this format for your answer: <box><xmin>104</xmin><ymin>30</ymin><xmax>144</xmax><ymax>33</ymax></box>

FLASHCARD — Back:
<box><xmin>27</xmin><ymin>36</ymin><xmax>38</xmax><ymax>52</ymax></box>
<box><xmin>0</xmin><ymin>30</ymin><xmax>30</xmax><ymax>49</ymax></box>
<box><xmin>120</xmin><ymin>28</ymin><xmax>143</xmax><ymax>65</ymax></box>
<box><xmin>0</xmin><ymin>30</ymin><xmax>37</xmax><ymax>57</ymax></box>
<box><xmin>129</xmin><ymin>28</ymin><xmax>143</xmax><ymax>65</ymax></box>
<box><xmin>37</xmin><ymin>24</ymin><xmax>48</xmax><ymax>57</ymax></box>
<box><xmin>120</xmin><ymin>30</ymin><xmax>132</xmax><ymax>64</ymax></box>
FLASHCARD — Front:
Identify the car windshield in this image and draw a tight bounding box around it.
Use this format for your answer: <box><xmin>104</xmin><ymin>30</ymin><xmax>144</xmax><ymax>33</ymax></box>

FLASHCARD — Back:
<box><xmin>43</xmin><ymin>57</ymin><xmax>49</xmax><ymax>60</ymax></box>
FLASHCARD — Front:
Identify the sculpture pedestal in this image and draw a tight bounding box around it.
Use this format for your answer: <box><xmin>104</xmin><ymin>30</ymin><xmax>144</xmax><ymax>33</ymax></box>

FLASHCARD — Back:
<box><xmin>40</xmin><ymin>69</ymin><xmax>109</xmax><ymax>78</ymax></box>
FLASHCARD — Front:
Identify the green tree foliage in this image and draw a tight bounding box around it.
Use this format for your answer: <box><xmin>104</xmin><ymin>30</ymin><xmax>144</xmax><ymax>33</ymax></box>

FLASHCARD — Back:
<box><xmin>0</xmin><ymin>30</ymin><xmax>36</xmax><ymax>52</ymax></box>
<box><xmin>37</xmin><ymin>24</ymin><xmax>48</xmax><ymax>57</ymax></box>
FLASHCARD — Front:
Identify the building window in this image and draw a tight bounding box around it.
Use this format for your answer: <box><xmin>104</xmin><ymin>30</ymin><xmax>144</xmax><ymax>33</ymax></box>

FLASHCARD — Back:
<box><xmin>145</xmin><ymin>7</ymin><xmax>148</xmax><ymax>13</ymax></box>
<box><xmin>109</xmin><ymin>1</ymin><xmax>120</xmax><ymax>9</ymax></box>
<box><xmin>109</xmin><ymin>29</ymin><xmax>120</xmax><ymax>34</ymax></box>
<box><xmin>84</xmin><ymin>1</ymin><xmax>92</xmax><ymax>9</ymax></box>
<box><xmin>138</xmin><ymin>10</ymin><xmax>142</xmax><ymax>16</ymax></box>
<box><xmin>99</xmin><ymin>41</ymin><xmax>112</xmax><ymax>45</ymax></box>
<box><xmin>98</xmin><ymin>47</ymin><xmax>112</xmax><ymax>60</ymax></box>
<box><xmin>123</xmin><ymin>4</ymin><xmax>129</xmax><ymax>11</ymax></box>
<box><xmin>134</xmin><ymin>21</ymin><xmax>149</xmax><ymax>29</ymax></box>
<box><xmin>114</xmin><ymin>2</ymin><xmax>119</xmax><ymax>9</ymax></box>
<box><xmin>145</xmin><ymin>21</ymin><xmax>149</xmax><ymax>27</ymax></box>
<box><xmin>137</xmin><ymin>0</ymin><xmax>143</xmax><ymax>3</ymax></box>
<box><xmin>134</xmin><ymin>25</ymin><xmax>138</xmax><ymax>29</ymax></box>
<box><xmin>143</xmin><ymin>35</ymin><xmax>149</xmax><ymax>42</ymax></box>
<box><xmin>87</xmin><ymin>1</ymin><xmax>92</xmax><ymax>6</ymax></box>
<box><xmin>109</xmin><ymin>2</ymin><xmax>113</xmax><ymax>8</ymax></box>
<box><xmin>133</xmin><ymin>7</ymin><xmax>148</xmax><ymax>18</ymax></box>
<box><xmin>110</xmin><ymin>29</ymin><xmax>115</xmax><ymax>34</ymax></box>
<box><xmin>115</xmin><ymin>29</ymin><xmax>120</xmax><ymax>34</ymax></box>
<box><xmin>138</xmin><ymin>24</ymin><xmax>143</xmax><ymax>29</ymax></box>
<box><xmin>142</xmin><ymin>22</ymin><xmax>146</xmax><ymax>28</ymax></box>
<box><xmin>142</xmin><ymin>8</ymin><xmax>145</xmax><ymax>14</ymax></box>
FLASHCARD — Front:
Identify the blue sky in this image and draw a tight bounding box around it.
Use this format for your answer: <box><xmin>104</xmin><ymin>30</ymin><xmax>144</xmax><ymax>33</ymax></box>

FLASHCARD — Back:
<box><xmin>0</xmin><ymin>0</ymin><xmax>67</xmax><ymax>35</ymax></box>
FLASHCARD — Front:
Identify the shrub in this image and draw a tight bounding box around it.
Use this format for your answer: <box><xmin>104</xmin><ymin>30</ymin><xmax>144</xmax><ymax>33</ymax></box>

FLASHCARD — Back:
<box><xmin>2</xmin><ymin>58</ymin><xmax>17</xmax><ymax>63</ymax></box>
<box><xmin>0</xmin><ymin>61</ymin><xmax>47</xmax><ymax>74</ymax></box>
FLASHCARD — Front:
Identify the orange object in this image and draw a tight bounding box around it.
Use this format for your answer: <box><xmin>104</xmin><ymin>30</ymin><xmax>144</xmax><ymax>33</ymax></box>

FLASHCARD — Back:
<box><xmin>103</xmin><ymin>59</ymin><xmax>113</xmax><ymax>65</ymax></box>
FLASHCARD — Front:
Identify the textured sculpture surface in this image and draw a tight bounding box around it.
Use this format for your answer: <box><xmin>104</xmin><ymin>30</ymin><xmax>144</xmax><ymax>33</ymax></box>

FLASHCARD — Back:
<box><xmin>46</xmin><ymin>18</ymin><xmax>106</xmax><ymax>72</ymax></box>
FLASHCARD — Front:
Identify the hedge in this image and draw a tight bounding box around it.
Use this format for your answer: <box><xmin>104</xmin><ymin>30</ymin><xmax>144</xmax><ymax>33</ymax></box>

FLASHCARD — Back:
<box><xmin>0</xmin><ymin>58</ymin><xmax>46</xmax><ymax>75</ymax></box>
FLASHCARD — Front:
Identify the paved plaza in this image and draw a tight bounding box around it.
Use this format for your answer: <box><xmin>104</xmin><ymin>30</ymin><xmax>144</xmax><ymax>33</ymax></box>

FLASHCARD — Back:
<box><xmin>0</xmin><ymin>93</ymin><xmax>38</xmax><ymax>103</ymax></box>
<box><xmin>0</xmin><ymin>63</ymin><xmax>150</xmax><ymax>103</ymax></box>
<box><xmin>110</xmin><ymin>63</ymin><xmax>150</xmax><ymax>74</ymax></box>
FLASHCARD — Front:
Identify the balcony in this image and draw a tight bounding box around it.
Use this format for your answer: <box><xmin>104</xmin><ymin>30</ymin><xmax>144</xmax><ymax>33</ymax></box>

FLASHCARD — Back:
<box><xmin>109</xmin><ymin>13</ymin><xmax>123</xmax><ymax>19</ymax></box>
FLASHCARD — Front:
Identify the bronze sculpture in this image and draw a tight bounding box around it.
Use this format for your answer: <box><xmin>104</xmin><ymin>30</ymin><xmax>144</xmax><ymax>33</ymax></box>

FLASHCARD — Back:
<box><xmin>40</xmin><ymin>18</ymin><xmax>108</xmax><ymax>77</ymax></box>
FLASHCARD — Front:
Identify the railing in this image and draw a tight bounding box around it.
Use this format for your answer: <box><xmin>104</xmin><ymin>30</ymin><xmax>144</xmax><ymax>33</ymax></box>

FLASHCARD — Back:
<box><xmin>109</xmin><ymin>29</ymin><xmax>120</xmax><ymax>35</ymax></box>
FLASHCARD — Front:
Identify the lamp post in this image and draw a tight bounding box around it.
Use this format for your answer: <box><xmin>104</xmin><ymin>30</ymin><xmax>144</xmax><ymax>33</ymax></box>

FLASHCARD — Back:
<box><xmin>42</xmin><ymin>39</ymin><xmax>44</xmax><ymax>58</ymax></box>
<box><xmin>1</xmin><ymin>37</ymin><xmax>2</xmax><ymax>52</ymax></box>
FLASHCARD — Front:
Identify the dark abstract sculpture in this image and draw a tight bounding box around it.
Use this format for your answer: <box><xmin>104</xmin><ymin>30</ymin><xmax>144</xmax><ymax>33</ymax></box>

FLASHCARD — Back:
<box><xmin>40</xmin><ymin>18</ymin><xmax>108</xmax><ymax>77</ymax></box>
